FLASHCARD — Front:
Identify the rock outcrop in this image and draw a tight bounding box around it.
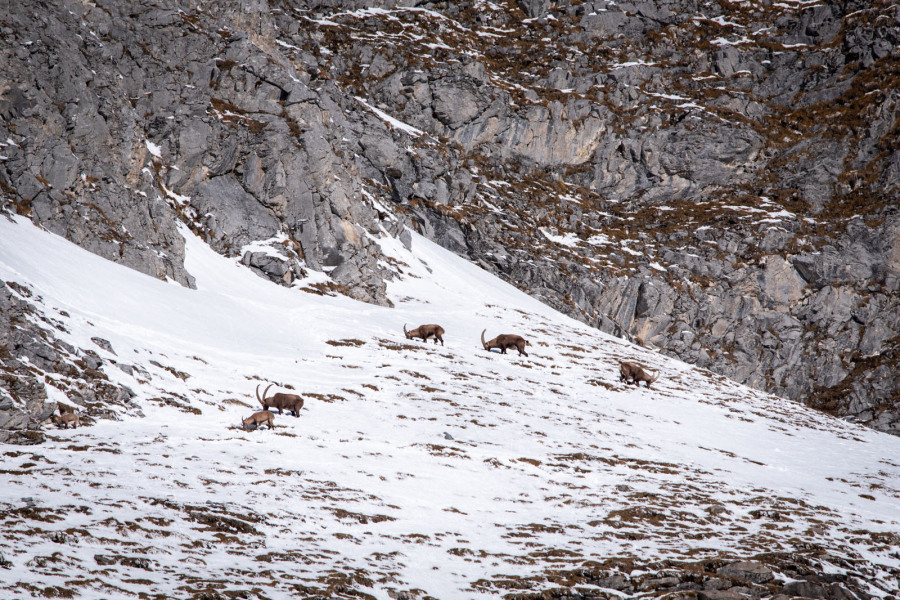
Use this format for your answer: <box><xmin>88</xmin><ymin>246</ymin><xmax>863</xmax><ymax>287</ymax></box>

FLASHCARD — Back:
<box><xmin>0</xmin><ymin>277</ymin><xmax>137</xmax><ymax>443</ymax></box>
<box><xmin>476</xmin><ymin>553</ymin><xmax>892</xmax><ymax>600</ymax></box>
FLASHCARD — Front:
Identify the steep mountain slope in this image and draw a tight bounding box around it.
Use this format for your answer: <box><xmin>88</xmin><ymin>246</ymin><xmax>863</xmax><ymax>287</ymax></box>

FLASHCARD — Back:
<box><xmin>1</xmin><ymin>0</ymin><xmax>897</xmax><ymax>435</ymax></box>
<box><xmin>296</xmin><ymin>0</ymin><xmax>900</xmax><ymax>430</ymax></box>
<box><xmin>1</xmin><ymin>214</ymin><xmax>899</xmax><ymax>599</ymax></box>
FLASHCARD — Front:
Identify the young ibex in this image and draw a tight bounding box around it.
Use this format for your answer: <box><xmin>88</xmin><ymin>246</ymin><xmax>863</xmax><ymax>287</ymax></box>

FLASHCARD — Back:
<box><xmin>481</xmin><ymin>329</ymin><xmax>530</xmax><ymax>356</ymax></box>
<box><xmin>256</xmin><ymin>384</ymin><xmax>304</xmax><ymax>417</ymax></box>
<box><xmin>404</xmin><ymin>323</ymin><xmax>445</xmax><ymax>346</ymax></box>
<box><xmin>242</xmin><ymin>410</ymin><xmax>275</xmax><ymax>431</ymax></box>
<box><xmin>53</xmin><ymin>407</ymin><xmax>80</xmax><ymax>429</ymax></box>
<box><xmin>619</xmin><ymin>361</ymin><xmax>660</xmax><ymax>388</ymax></box>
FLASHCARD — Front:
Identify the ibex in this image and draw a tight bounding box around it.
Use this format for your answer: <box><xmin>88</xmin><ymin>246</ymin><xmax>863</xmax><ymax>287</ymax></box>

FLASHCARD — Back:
<box><xmin>242</xmin><ymin>410</ymin><xmax>275</xmax><ymax>431</ymax></box>
<box><xmin>53</xmin><ymin>407</ymin><xmax>80</xmax><ymax>429</ymax></box>
<box><xmin>481</xmin><ymin>329</ymin><xmax>530</xmax><ymax>356</ymax></box>
<box><xmin>256</xmin><ymin>384</ymin><xmax>304</xmax><ymax>417</ymax></box>
<box><xmin>619</xmin><ymin>361</ymin><xmax>660</xmax><ymax>388</ymax></box>
<box><xmin>404</xmin><ymin>323</ymin><xmax>445</xmax><ymax>345</ymax></box>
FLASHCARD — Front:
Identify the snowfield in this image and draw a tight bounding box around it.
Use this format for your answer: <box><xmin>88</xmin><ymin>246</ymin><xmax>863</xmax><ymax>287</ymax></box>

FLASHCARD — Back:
<box><xmin>1</xmin><ymin>214</ymin><xmax>899</xmax><ymax>599</ymax></box>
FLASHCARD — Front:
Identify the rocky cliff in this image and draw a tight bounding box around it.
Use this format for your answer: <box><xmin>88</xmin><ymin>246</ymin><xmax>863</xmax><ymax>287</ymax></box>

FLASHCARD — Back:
<box><xmin>1</xmin><ymin>0</ymin><xmax>898</xmax><ymax>440</ymax></box>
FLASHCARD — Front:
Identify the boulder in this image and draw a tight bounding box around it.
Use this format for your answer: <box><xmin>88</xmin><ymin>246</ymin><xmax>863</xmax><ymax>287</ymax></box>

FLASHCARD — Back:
<box><xmin>717</xmin><ymin>561</ymin><xmax>775</xmax><ymax>584</ymax></box>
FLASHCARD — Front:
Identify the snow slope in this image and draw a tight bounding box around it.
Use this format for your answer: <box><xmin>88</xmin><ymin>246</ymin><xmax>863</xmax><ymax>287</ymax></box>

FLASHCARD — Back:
<box><xmin>1</xmin><ymin>214</ymin><xmax>899</xmax><ymax>599</ymax></box>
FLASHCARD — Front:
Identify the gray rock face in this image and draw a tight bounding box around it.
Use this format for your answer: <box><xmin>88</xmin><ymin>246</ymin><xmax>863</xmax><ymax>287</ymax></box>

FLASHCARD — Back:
<box><xmin>716</xmin><ymin>561</ymin><xmax>774</xmax><ymax>585</ymax></box>
<box><xmin>0</xmin><ymin>0</ymin><xmax>401</xmax><ymax>307</ymax></box>
<box><xmin>0</xmin><ymin>0</ymin><xmax>411</xmax><ymax>439</ymax></box>
<box><xmin>476</xmin><ymin>555</ymin><xmax>880</xmax><ymax>600</ymax></box>
<box><xmin>0</xmin><ymin>277</ymin><xmax>137</xmax><ymax>443</ymax></box>
<box><xmin>698</xmin><ymin>591</ymin><xmax>744</xmax><ymax>600</ymax></box>
<box><xmin>518</xmin><ymin>0</ymin><xmax>550</xmax><ymax>19</ymax></box>
<box><xmin>1</xmin><ymin>0</ymin><xmax>899</xmax><ymax>438</ymax></box>
<box><xmin>0</xmin><ymin>281</ymin><xmax>62</xmax><ymax>443</ymax></box>
<box><xmin>782</xmin><ymin>581</ymin><xmax>858</xmax><ymax>600</ymax></box>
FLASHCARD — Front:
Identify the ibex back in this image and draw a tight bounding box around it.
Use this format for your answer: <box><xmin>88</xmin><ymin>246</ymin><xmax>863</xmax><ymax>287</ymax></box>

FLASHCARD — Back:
<box><xmin>404</xmin><ymin>323</ymin><xmax>445</xmax><ymax>346</ymax></box>
<box><xmin>619</xmin><ymin>361</ymin><xmax>660</xmax><ymax>388</ymax></box>
<box><xmin>481</xmin><ymin>329</ymin><xmax>530</xmax><ymax>356</ymax></box>
<box><xmin>242</xmin><ymin>410</ymin><xmax>274</xmax><ymax>430</ymax></box>
<box><xmin>256</xmin><ymin>384</ymin><xmax>304</xmax><ymax>417</ymax></box>
<box><xmin>53</xmin><ymin>408</ymin><xmax>80</xmax><ymax>429</ymax></box>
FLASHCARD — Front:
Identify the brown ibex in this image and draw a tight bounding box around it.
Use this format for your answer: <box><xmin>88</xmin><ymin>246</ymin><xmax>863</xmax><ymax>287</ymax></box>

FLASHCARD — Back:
<box><xmin>53</xmin><ymin>406</ymin><xmax>80</xmax><ymax>429</ymax></box>
<box><xmin>481</xmin><ymin>329</ymin><xmax>530</xmax><ymax>356</ymax></box>
<box><xmin>404</xmin><ymin>323</ymin><xmax>445</xmax><ymax>346</ymax></box>
<box><xmin>242</xmin><ymin>410</ymin><xmax>275</xmax><ymax>431</ymax></box>
<box><xmin>619</xmin><ymin>361</ymin><xmax>660</xmax><ymax>388</ymax></box>
<box><xmin>256</xmin><ymin>384</ymin><xmax>304</xmax><ymax>417</ymax></box>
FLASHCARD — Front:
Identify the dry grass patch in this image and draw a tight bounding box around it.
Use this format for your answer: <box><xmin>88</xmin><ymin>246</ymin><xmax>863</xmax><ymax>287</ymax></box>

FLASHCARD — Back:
<box><xmin>326</xmin><ymin>339</ymin><xmax>366</xmax><ymax>347</ymax></box>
